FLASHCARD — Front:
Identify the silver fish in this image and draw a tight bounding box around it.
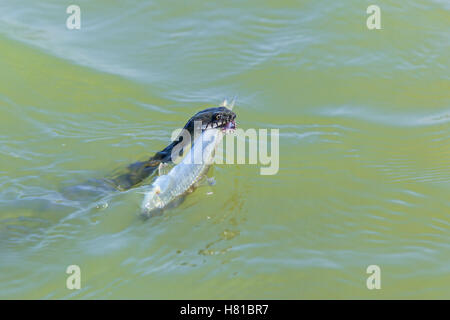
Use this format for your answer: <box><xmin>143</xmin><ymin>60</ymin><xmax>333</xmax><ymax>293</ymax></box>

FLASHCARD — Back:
<box><xmin>141</xmin><ymin>99</ymin><xmax>236</xmax><ymax>217</ymax></box>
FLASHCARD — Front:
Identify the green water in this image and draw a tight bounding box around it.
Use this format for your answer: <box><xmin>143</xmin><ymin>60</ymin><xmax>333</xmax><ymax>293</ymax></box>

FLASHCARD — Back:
<box><xmin>0</xmin><ymin>0</ymin><xmax>449</xmax><ymax>299</ymax></box>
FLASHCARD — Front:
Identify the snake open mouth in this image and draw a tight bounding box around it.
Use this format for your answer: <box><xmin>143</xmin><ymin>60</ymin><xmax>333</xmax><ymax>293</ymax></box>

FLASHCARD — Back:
<box><xmin>201</xmin><ymin>119</ymin><xmax>236</xmax><ymax>132</ymax></box>
<box><xmin>223</xmin><ymin>119</ymin><xmax>236</xmax><ymax>131</ymax></box>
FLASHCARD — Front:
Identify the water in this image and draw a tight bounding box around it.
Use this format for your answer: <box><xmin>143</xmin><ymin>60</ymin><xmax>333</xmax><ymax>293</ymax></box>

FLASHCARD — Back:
<box><xmin>0</xmin><ymin>0</ymin><xmax>449</xmax><ymax>299</ymax></box>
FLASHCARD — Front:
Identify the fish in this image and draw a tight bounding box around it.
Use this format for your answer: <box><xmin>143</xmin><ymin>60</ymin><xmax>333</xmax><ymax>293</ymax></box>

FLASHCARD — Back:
<box><xmin>141</xmin><ymin>100</ymin><xmax>236</xmax><ymax>217</ymax></box>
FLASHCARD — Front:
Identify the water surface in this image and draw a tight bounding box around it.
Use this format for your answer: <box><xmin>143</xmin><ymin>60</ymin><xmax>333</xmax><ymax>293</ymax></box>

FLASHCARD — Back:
<box><xmin>0</xmin><ymin>0</ymin><xmax>449</xmax><ymax>299</ymax></box>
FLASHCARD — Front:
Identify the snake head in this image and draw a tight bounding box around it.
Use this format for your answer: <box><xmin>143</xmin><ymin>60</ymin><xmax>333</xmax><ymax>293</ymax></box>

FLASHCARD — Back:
<box><xmin>184</xmin><ymin>106</ymin><xmax>236</xmax><ymax>133</ymax></box>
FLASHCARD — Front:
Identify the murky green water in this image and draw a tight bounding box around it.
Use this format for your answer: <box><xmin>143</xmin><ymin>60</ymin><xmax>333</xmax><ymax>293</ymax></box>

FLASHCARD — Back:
<box><xmin>0</xmin><ymin>0</ymin><xmax>449</xmax><ymax>299</ymax></box>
